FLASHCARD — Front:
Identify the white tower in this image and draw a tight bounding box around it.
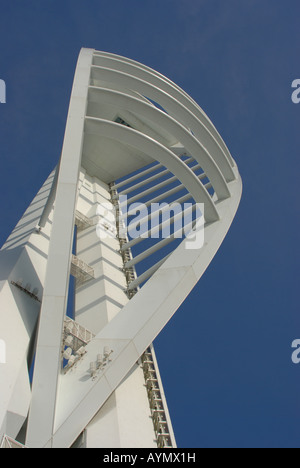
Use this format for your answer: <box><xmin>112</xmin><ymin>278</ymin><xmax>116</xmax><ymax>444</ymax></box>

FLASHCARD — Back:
<box><xmin>0</xmin><ymin>49</ymin><xmax>242</xmax><ymax>448</ymax></box>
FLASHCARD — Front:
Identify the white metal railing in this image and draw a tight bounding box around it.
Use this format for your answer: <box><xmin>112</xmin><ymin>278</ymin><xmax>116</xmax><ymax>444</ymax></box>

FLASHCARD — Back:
<box><xmin>62</xmin><ymin>317</ymin><xmax>95</xmax><ymax>371</ymax></box>
<box><xmin>71</xmin><ymin>255</ymin><xmax>94</xmax><ymax>287</ymax></box>
<box><xmin>75</xmin><ymin>210</ymin><xmax>94</xmax><ymax>231</ymax></box>
<box><xmin>142</xmin><ymin>349</ymin><xmax>173</xmax><ymax>448</ymax></box>
<box><xmin>64</xmin><ymin>317</ymin><xmax>95</xmax><ymax>349</ymax></box>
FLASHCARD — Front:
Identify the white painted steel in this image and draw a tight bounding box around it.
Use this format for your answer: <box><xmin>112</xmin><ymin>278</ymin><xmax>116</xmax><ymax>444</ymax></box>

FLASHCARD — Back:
<box><xmin>0</xmin><ymin>48</ymin><xmax>242</xmax><ymax>449</ymax></box>
<box><xmin>26</xmin><ymin>48</ymin><xmax>94</xmax><ymax>448</ymax></box>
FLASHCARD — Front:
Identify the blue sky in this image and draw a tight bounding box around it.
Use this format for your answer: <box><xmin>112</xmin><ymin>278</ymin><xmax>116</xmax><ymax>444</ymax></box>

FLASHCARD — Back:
<box><xmin>0</xmin><ymin>0</ymin><xmax>299</xmax><ymax>448</ymax></box>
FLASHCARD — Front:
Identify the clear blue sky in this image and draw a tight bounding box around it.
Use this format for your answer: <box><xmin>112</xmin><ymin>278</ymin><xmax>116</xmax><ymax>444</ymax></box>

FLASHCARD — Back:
<box><xmin>0</xmin><ymin>0</ymin><xmax>299</xmax><ymax>448</ymax></box>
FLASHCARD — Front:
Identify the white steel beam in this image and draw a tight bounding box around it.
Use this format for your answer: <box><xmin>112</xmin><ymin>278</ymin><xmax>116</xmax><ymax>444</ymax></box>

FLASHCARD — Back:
<box><xmin>124</xmin><ymin>174</ymin><xmax>208</xmax><ymax>218</ymax></box>
<box><xmin>26</xmin><ymin>48</ymin><xmax>94</xmax><ymax>449</ymax></box>
<box><xmin>120</xmin><ymin>165</ymin><xmax>200</xmax><ymax>207</ymax></box>
<box><xmin>128</xmin><ymin>255</ymin><xmax>171</xmax><ymax>291</ymax></box>
<box><xmin>114</xmin><ymin>162</ymin><xmax>162</xmax><ymax>190</ymax></box>
<box><xmin>116</xmin><ymin>157</ymin><xmax>195</xmax><ymax>197</ymax></box>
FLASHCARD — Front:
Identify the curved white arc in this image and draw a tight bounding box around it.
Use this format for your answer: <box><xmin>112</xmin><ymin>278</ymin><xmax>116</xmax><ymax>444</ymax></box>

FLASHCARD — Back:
<box><xmin>84</xmin><ymin>117</ymin><xmax>219</xmax><ymax>223</ymax></box>
<box><xmin>92</xmin><ymin>53</ymin><xmax>234</xmax><ymax>166</ymax></box>
<box><xmin>91</xmin><ymin>66</ymin><xmax>236</xmax><ymax>183</ymax></box>
<box><xmin>93</xmin><ymin>50</ymin><xmax>198</xmax><ymax>105</ymax></box>
<box><xmin>93</xmin><ymin>51</ymin><xmax>222</xmax><ymax>139</ymax></box>
<box><xmin>92</xmin><ymin>54</ymin><xmax>206</xmax><ymax>121</ymax></box>
<box><xmin>52</xmin><ymin>173</ymin><xmax>242</xmax><ymax>449</ymax></box>
<box><xmin>93</xmin><ymin>49</ymin><xmax>230</xmax><ymax>165</ymax></box>
<box><xmin>88</xmin><ymin>86</ymin><xmax>231</xmax><ymax>200</ymax></box>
